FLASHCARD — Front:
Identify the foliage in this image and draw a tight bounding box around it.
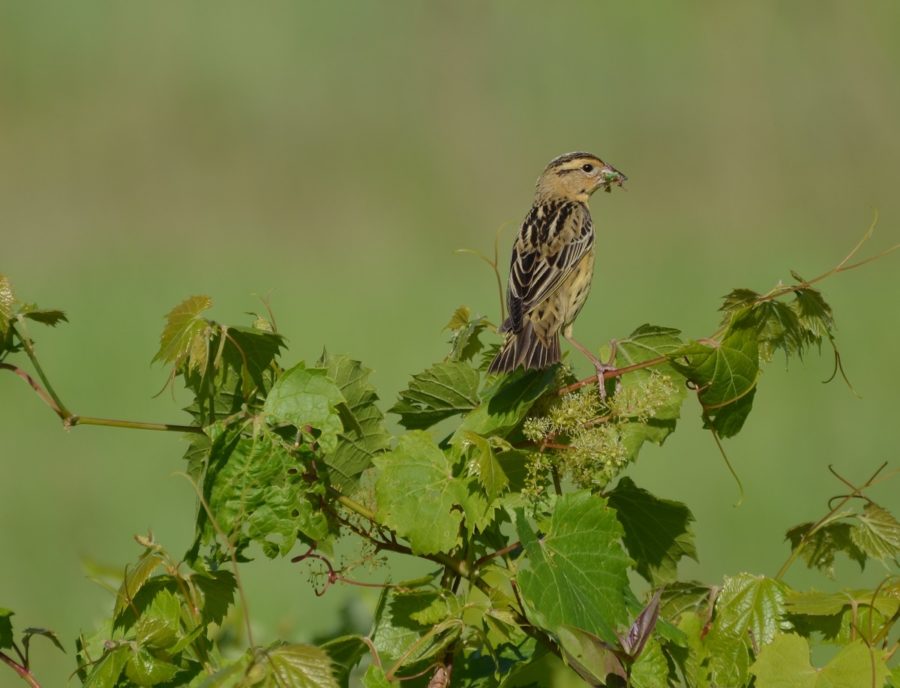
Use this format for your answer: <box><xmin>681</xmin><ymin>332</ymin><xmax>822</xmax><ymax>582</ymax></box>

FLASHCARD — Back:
<box><xmin>1</xmin><ymin>245</ymin><xmax>899</xmax><ymax>687</ymax></box>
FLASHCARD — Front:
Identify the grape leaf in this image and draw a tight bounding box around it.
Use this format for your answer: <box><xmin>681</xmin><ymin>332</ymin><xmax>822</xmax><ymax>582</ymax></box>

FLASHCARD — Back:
<box><xmin>607</xmin><ymin>477</ymin><xmax>697</xmax><ymax>585</ymax></box>
<box><xmin>191</xmin><ymin>423</ymin><xmax>328</xmax><ymax>561</ymax></box>
<box><xmin>153</xmin><ymin>295</ymin><xmax>213</xmax><ymax>374</ymax></box>
<box><xmin>374</xmin><ymin>431</ymin><xmax>467</xmax><ymax>555</ymax></box>
<box><xmin>390</xmin><ymin>361</ymin><xmax>480</xmax><ymax>430</ymax></box>
<box><xmin>370</xmin><ymin>588</ymin><xmax>460</xmax><ymax>673</ymax></box>
<box><xmin>319</xmin><ymin>353</ymin><xmax>391</xmax><ymax>489</ymax></box>
<box><xmin>454</xmin><ymin>366</ymin><xmax>557</xmax><ymax>441</ymax></box>
<box><xmin>0</xmin><ymin>275</ymin><xmax>15</xmax><ymax>338</ymax></box>
<box><xmin>671</xmin><ymin>310</ymin><xmax>759</xmax><ymax>438</ymax></box>
<box><xmin>463</xmin><ymin>431</ymin><xmax>509</xmax><ymax>502</ymax></box>
<box><xmin>445</xmin><ymin>305</ymin><xmax>490</xmax><ymax>362</ymax></box>
<box><xmin>750</xmin><ymin>633</ymin><xmax>816</xmax><ymax>688</ymax></box>
<box><xmin>752</xmin><ymin>634</ymin><xmax>889</xmax><ymax>688</ymax></box>
<box><xmin>20</xmin><ymin>306</ymin><xmax>68</xmax><ymax>327</ymax></box>
<box><xmin>714</xmin><ymin>573</ymin><xmax>790</xmax><ymax>646</ymax></box>
<box><xmin>113</xmin><ymin>548</ymin><xmax>166</xmax><ymax>620</ymax></box>
<box><xmin>785</xmin><ymin>517</ymin><xmax>867</xmax><ymax>577</ymax></box>
<box><xmin>264</xmin><ymin>364</ymin><xmax>346</xmax><ymax>453</ymax></box>
<box><xmin>850</xmin><ymin>502</ymin><xmax>900</xmax><ymax>564</ymax></box>
<box><xmin>0</xmin><ymin>608</ymin><xmax>13</xmax><ymax>650</ymax></box>
<box><xmin>267</xmin><ymin>643</ymin><xmax>340</xmax><ymax>688</ymax></box>
<box><xmin>516</xmin><ymin>492</ymin><xmax>632</xmax><ymax>644</ymax></box>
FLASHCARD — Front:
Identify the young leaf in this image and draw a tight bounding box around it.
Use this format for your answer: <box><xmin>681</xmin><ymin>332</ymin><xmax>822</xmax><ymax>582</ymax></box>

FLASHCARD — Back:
<box><xmin>463</xmin><ymin>431</ymin><xmax>509</xmax><ymax>502</ymax></box>
<box><xmin>0</xmin><ymin>608</ymin><xmax>14</xmax><ymax>650</ymax></box>
<box><xmin>264</xmin><ymin>363</ymin><xmax>346</xmax><ymax>453</ymax></box>
<box><xmin>20</xmin><ymin>307</ymin><xmax>68</xmax><ymax>327</ymax></box>
<box><xmin>714</xmin><ymin>573</ymin><xmax>791</xmax><ymax>646</ymax></box>
<box><xmin>0</xmin><ymin>275</ymin><xmax>15</xmax><ymax>338</ymax></box>
<box><xmin>153</xmin><ymin>295</ymin><xmax>213</xmax><ymax>374</ymax></box>
<box><xmin>607</xmin><ymin>478</ymin><xmax>697</xmax><ymax>585</ymax></box>
<box><xmin>516</xmin><ymin>492</ymin><xmax>632</xmax><ymax>644</ymax></box>
<box><xmin>113</xmin><ymin>548</ymin><xmax>167</xmax><ymax>620</ymax></box>
<box><xmin>390</xmin><ymin>361</ymin><xmax>480</xmax><ymax>430</ymax></box>
<box><xmin>319</xmin><ymin>353</ymin><xmax>391</xmax><ymax>490</ymax></box>
<box><xmin>374</xmin><ymin>431</ymin><xmax>467</xmax><ymax>555</ymax></box>
<box><xmin>319</xmin><ymin>635</ymin><xmax>368</xmax><ymax>688</ymax></box>
<box><xmin>266</xmin><ymin>643</ymin><xmax>340</xmax><ymax>688</ymax></box>
<box><xmin>82</xmin><ymin>645</ymin><xmax>130</xmax><ymax>688</ymax></box>
<box><xmin>629</xmin><ymin>638</ymin><xmax>671</xmax><ymax>688</ymax></box>
<box><xmin>785</xmin><ymin>517</ymin><xmax>866</xmax><ymax>577</ymax></box>
<box><xmin>21</xmin><ymin>627</ymin><xmax>65</xmax><ymax>656</ymax></box>
<box><xmin>850</xmin><ymin>502</ymin><xmax>900</xmax><ymax>564</ymax></box>
<box><xmin>671</xmin><ymin>310</ymin><xmax>759</xmax><ymax>438</ymax></box>
<box><xmin>445</xmin><ymin>306</ymin><xmax>490</xmax><ymax>362</ymax></box>
<box><xmin>370</xmin><ymin>588</ymin><xmax>461</xmax><ymax>673</ymax></box>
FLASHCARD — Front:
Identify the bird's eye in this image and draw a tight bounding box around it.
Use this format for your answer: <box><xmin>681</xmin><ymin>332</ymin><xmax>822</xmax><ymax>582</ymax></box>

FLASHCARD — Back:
<box><xmin>581</xmin><ymin>164</ymin><xmax>594</xmax><ymax>172</ymax></box>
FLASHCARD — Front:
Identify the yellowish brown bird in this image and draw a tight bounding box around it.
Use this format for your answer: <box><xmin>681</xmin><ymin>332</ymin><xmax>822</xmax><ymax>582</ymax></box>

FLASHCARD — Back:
<box><xmin>489</xmin><ymin>152</ymin><xmax>626</xmax><ymax>375</ymax></box>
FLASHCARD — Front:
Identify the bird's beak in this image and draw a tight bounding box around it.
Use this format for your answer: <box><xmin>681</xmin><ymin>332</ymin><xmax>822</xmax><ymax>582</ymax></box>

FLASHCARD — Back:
<box><xmin>599</xmin><ymin>164</ymin><xmax>627</xmax><ymax>192</ymax></box>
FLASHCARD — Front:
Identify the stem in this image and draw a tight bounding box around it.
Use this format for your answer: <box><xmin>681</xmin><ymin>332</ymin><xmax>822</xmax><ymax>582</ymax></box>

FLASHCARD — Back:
<box><xmin>1</xmin><ymin>348</ymin><xmax>201</xmax><ymax>435</ymax></box>
<box><xmin>0</xmin><ymin>652</ymin><xmax>41</xmax><ymax>688</ymax></box>
<box><xmin>15</xmin><ymin>320</ymin><xmax>71</xmax><ymax>419</ymax></box>
<box><xmin>558</xmin><ymin>355</ymin><xmax>668</xmax><ymax>396</ymax></box>
<box><xmin>66</xmin><ymin>415</ymin><xmax>202</xmax><ymax>434</ymax></box>
<box><xmin>774</xmin><ymin>462</ymin><xmax>891</xmax><ymax>580</ymax></box>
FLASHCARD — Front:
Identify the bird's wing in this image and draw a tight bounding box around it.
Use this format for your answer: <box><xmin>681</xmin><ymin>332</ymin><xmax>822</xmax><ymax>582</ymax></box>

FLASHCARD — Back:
<box><xmin>506</xmin><ymin>202</ymin><xmax>593</xmax><ymax>332</ymax></box>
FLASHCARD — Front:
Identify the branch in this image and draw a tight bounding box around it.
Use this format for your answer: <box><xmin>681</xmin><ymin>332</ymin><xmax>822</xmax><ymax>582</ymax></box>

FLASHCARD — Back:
<box><xmin>0</xmin><ymin>652</ymin><xmax>41</xmax><ymax>688</ymax></box>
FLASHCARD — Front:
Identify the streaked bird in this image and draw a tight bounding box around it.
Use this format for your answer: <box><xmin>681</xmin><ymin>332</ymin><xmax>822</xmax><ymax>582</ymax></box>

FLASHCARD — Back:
<box><xmin>489</xmin><ymin>152</ymin><xmax>626</xmax><ymax>375</ymax></box>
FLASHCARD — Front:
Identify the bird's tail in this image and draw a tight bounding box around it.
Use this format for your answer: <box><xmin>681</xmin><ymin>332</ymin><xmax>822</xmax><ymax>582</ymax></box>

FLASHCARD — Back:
<box><xmin>488</xmin><ymin>321</ymin><xmax>560</xmax><ymax>373</ymax></box>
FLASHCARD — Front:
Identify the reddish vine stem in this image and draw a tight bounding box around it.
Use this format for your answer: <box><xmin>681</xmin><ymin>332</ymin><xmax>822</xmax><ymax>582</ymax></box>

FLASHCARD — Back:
<box><xmin>0</xmin><ymin>651</ymin><xmax>41</xmax><ymax>688</ymax></box>
<box><xmin>557</xmin><ymin>355</ymin><xmax>668</xmax><ymax>396</ymax></box>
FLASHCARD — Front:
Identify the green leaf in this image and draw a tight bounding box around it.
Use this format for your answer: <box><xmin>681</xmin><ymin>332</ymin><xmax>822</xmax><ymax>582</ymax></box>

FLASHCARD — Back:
<box><xmin>555</xmin><ymin>625</ymin><xmax>626</xmax><ymax>685</ymax></box>
<box><xmin>0</xmin><ymin>275</ymin><xmax>15</xmax><ymax>338</ymax></box>
<box><xmin>21</xmin><ymin>627</ymin><xmax>65</xmax><ymax>655</ymax></box>
<box><xmin>786</xmin><ymin>517</ymin><xmax>867</xmax><ymax>577</ymax></box>
<box><xmin>445</xmin><ymin>306</ymin><xmax>490</xmax><ymax>362</ymax></box>
<box><xmin>671</xmin><ymin>310</ymin><xmax>759</xmax><ymax>438</ymax></box>
<box><xmin>752</xmin><ymin>634</ymin><xmax>889</xmax><ymax>688</ymax></box>
<box><xmin>220</xmin><ymin>325</ymin><xmax>286</xmax><ymax>397</ymax></box>
<box><xmin>370</xmin><ymin>588</ymin><xmax>460</xmax><ymax>672</ymax></box>
<box><xmin>630</xmin><ymin>638</ymin><xmax>671</xmax><ymax>688</ymax></box>
<box><xmin>785</xmin><ymin>587</ymin><xmax>900</xmax><ymax>619</ymax></box>
<box><xmin>319</xmin><ymin>635</ymin><xmax>367</xmax><ymax>688</ymax></box>
<box><xmin>750</xmin><ymin>633</ymin><xmax>817</xmax><ymax>688</ymax></box>
<box><xmin>192</xmin><ymin>569</ymin><xmax>236</xmax><ymax>627</ymax></box>
<box><xmin>83</xmin><ymin>646</ymin><xmax>130</xmax><ymax>688</ymax></box>
<box><xmin>516</xmin><ymin>492</ymin><xmax>632</xmax><ymax>644</ymax></box>
<box><xmin>124</xmin><ymin>646</ymin><xmax>180</xmax><ymax>686</ymax></box>
<box><xmin>850</xmin><ymin>502</ymin><xmax>900</xmax><ymax>564</ymax></box>
<box><xmin>390</xmin><ymin>361</ymin><xmax>480</xmax><ymax>429</ymax></box>
<box><xmin>659</xmin><ymin>581</ymin><xmax>715</xmax><ymax>620</ymax></box>
<box><xmin>133</xmin><ymin>588</ymin><xmax>182</xmax><ymax>650</ymax></box>
<box><xmin>264</xmin><ymin>364</ymin><xmax>346</xmax><ymax>454</ymax></box>
<box><xmin>20</xmin><ymin>307</ymin><xmax>68</xmax><ymax>327</ymax></box>
<box><xmin>374</xmin><ymin>432</ymin><xmax>466</xmax><ymax>554</ymax></box>
<box><xmin>362</xmin><ymin>664</ymin><xmax>395</xmax><ymax>688</ymax></box>
<box><xmin>192</xmin><ymin>423</ymin><xmax>328</xmax><ymax>560</ymax></box>
<box><xmin>0</xmin><ymin>608</ymin><xmax>14</xmax><ymax>650</ymax></box>
<box><xmin>607</xmin><ymin>477</ymin><xmax>697</xmax><ymax>584</ymax></box>
<box><xmin>673</xmin><ymin>612</ymin><xmax>710</xmax><ymax>688</ymax></box>
<box><xmin>463</xmin><ymin>432</ymin><xmax>509</xmax><ymax>502</ymax></box>
<box><xmin>114</xmin><ymin>548</ymin><xmax>166</xmax><ymax>620</ymax></box>
<box><xmin>319</xmin><ymin>353</ymin><xmax>391</xmax><ymax>489</ymax></box>
<box><xmin>705</xmin><ymin>626</ymin><xmax>749</xmax><ymax>687</ymax></box>
<box><xmin>267</xmin><ymin>643</ymin><xmax>340</xmax><ymax>688</ymax></box>
<box><xmin>153</xmin><ymin>295</ymin><xmax>213</xmax><ymax>374</ymax></box>
<box><xmin>455</xmin><ymin>366</ymin><xmax>557</xmax><ymax>440</ymax></box>
<box><xmin>714</xmin><ymin>573</ymin><xmax>790</xmax><ymax>646</ymax></box>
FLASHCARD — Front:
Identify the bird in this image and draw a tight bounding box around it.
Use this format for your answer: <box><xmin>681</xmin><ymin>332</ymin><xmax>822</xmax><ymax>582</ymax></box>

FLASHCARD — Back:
<box><xmin>488</xmin><ymin>151</ymin><xmax>626</xmax><ymax>375</ymax></box>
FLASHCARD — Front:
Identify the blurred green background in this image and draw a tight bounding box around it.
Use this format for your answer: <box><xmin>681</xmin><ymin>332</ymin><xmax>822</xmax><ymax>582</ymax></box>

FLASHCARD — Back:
<box><xmin>2</xmin><ymin>2</ymin><xmax>899</xmax><ymax>684</ymax></box>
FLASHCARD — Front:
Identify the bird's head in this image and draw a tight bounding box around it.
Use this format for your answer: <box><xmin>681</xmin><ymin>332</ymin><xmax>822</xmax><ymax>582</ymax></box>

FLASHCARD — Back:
<box><xmin>535</xmin><ymin>152</ymin><xmax>627</xmax><ymax>203</ymax></box>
